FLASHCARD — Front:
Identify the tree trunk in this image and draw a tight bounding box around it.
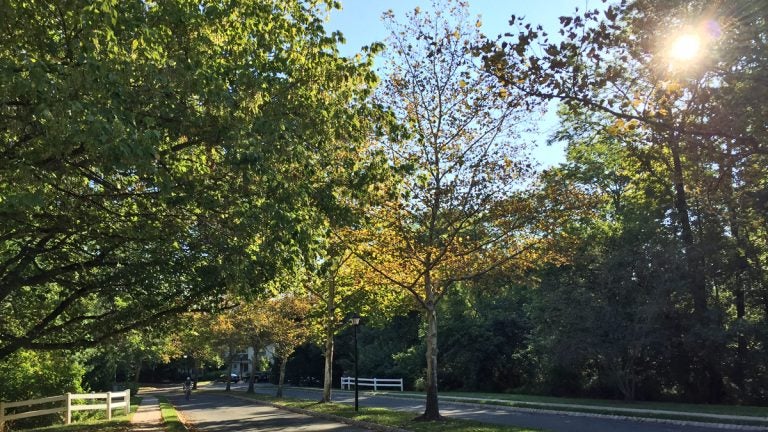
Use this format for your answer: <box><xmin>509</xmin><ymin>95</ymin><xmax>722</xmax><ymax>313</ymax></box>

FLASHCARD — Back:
<box><xmin>247</xmin><ymin>344</ymin><xmax>257</xmax><ymax>393</ymax></box>
<box><xmin>133</xmin><ymin>359</ymin><xmax>142</xmax><ymax>387</ymax></box>
<box><xmin>419</xmin><ymin>295</ymin><xmax>441</xmax><ymax>420</ymax></box>
<box><xmin>277</xmin><ymin>357</ymin><xmax>287</xmax><ymax>398</ymax></box>
<box><xmin>225</xmin><ymin>345</ymin><xmax>234</xmax><ymax>392</ymax></box>
<box><xmin>670</xmin><ymin>137</ymin><xmax>707</xmax><ymax>315</ymax></box>
<box><xmin>670</xmin><ymin>135</ymin><xmax>722</xmax><ymax>402</ymax></box>
<box><xmin>723</xmin><ymin>158</ymin><xmax>747</xmax><ymax>394</ymax></box>
<box><xmin>321</xmin><ymin>318</ymin><xmax>335</xmax><ymax>402</ymax></box>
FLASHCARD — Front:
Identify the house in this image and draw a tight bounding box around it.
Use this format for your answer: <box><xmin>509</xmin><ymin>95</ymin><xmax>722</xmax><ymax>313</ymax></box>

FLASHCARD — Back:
<box><xmin>227</xmin><ymin>345</ymin><xmax>275</xmax><ymax>379</ymax></box>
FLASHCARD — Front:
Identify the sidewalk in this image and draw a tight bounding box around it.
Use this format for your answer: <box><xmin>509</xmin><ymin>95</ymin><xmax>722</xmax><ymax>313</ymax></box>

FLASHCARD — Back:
<box><xmin>130</xmin><ymin>396</ymin><xmax>164</xmax><ymax>432</ymax></box>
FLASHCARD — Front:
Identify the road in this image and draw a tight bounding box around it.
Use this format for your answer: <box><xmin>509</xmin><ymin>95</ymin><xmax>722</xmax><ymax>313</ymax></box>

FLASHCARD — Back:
<box><xmin>210</xmin><ymin>382</ymin><xmax>765</xmax><ymax>432</ymax></box>
<box><xmin>168</xmin><ymin>390</ymin><xmax>369</xmax><ymax>431</ymax></box>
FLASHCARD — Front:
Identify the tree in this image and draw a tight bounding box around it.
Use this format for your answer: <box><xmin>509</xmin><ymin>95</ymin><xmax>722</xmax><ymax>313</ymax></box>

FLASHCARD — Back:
<box><xmin>0</xmin><ymin>0</ymin><xmax>384</xmax><ymax>359</ymax></box>
<box><xmin>270</xmin><ymin>294</ymin><xmax>312</xmax><ymax>398</ymax></box>
<box><xmin>305</xmin><ymin>237</ymin><xmax>408</xmax><ymax>403</ymax></box>
<box><xmin>208</xmin><ymin>307</ymin><xmax>246</xmax><ymax>392</ymax></box>
<box><xmin>353</xmin><ymin>1</ymin><xmax>543</xmax><ymax>419</ymax></box>
<box><xmin>484</xmin><ymin>0</ymin><xmax>768</xmax><ymax>402</ymax></box>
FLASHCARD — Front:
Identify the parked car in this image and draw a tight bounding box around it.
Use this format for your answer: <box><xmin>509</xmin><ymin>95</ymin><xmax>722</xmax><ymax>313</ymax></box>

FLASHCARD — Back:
<box><xmin>243</xmin><ymin>371</ymin><xmax>269</xmax><ymax>383</ymax></box>
<box><xmin>219</xmin><ymin>373</ymin><xmax>239</xmax><ymax>383</ymax></box>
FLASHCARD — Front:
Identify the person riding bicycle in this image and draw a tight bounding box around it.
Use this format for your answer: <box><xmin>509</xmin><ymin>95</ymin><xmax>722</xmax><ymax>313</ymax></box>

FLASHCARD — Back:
<box><xmin>184</xmin><ymin>376</ymin><xmax>192</xmax><ymax>400</ymax></box>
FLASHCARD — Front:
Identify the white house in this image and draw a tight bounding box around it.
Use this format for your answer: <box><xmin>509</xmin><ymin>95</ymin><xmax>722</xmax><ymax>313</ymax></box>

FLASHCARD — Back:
<box><xmin>227</xmin><ymin>345</ymin><xmax>275</xmax><ymax>378</ymax></box>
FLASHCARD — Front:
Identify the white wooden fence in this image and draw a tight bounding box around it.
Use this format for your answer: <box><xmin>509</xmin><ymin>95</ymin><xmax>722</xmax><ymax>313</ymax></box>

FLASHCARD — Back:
<box><xmin>0</xmin><ymin>389</ymin><xmax>130</xmax><ymax>429</ymax></box>
<box><xmin>341</xmin><ymin>377</ymin><xmax>403</xmax><ymax>391</ymax></box>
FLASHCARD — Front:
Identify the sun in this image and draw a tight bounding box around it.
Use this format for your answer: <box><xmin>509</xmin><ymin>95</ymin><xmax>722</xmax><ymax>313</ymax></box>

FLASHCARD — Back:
<box><xmin>669</xmin><ymin>34</ymin><xmax>701</xmax><ymax>61</ymax></box>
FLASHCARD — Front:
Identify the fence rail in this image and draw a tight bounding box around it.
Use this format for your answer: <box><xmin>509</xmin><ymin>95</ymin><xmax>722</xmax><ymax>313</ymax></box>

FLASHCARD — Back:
<box><xmin>0</xmin><ymin>390</ymin><xmax>130</xmax><ymax>429</ymax></box>
<box><xmin>341</xmin><ymin>377</ymin><xmax>403</xmax><ymax>391</ymax></box>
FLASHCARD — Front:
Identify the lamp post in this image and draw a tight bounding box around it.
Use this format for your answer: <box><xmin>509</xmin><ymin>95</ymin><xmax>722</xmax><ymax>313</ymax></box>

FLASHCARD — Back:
<box><xmin>350</xmin><ymin>312</ymin><xmax>361</xmax><ymax>412</ymax></box>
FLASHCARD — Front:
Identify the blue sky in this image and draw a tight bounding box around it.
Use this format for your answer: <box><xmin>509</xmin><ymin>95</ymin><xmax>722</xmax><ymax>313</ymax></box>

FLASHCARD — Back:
<box><xmin>325</xmin><ymin>1</ymin><xmax>597</xmax><ymax>168</ymax></box>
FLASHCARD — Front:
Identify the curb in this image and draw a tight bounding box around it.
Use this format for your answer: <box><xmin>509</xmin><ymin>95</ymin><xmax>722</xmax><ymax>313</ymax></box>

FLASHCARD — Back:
<box><xmin>226</xmin><ymin>393</ymin><xmax>410</xmax><ymax>432</ymax></box>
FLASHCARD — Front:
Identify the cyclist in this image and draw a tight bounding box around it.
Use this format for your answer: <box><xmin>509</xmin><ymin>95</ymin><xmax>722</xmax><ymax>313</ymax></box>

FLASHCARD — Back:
<box><xmin>183</xmin><ymin>376</ymin><xmax>192</xmax><ymax>400</ymax></box>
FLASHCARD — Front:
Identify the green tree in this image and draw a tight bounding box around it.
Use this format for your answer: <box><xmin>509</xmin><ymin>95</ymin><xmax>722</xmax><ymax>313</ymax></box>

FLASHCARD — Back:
<box><xmin>485</xmin><ymin>0</ymin><xmax>768</xmax><ymax>403</ymax></box>
<box><xmin>0</xmin><ymin>0</ymin><xmax>384</xmax><ymax>359</ymax></box>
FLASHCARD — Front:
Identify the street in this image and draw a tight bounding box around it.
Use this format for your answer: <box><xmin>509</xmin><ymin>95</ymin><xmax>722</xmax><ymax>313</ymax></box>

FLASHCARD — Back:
<box><xmin>204</xmin><ymin>383</ymin><xmax>765</xmax><ymax>432</ymax></box>
<box><xmin>168</xmin><ymin>390</ymin><xmax>370</xmax><ymax>431</ymax></box>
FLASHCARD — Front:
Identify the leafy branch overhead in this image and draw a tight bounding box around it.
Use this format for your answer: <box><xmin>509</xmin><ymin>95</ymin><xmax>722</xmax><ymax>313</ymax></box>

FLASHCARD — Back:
<box><xmin>0</xmin><ymin>0</ymin><xmax>387</xmax><ymax>359</ymax></box>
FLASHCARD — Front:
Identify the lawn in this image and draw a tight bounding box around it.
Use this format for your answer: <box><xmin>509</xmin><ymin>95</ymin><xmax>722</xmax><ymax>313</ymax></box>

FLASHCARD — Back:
<box><xmin>389</xmin><ymin>389</ymin><xmax>768</xmax><ymax>418</ymax></box>
<box><xmin>234</xmin><ymin>392</ymin><xmax>541</xmax><ymax>432</ymax></box>
<box><xmin>157</xmin><ymin>395</ymin><xmax>187</xmax><ymax>432</ymax></box>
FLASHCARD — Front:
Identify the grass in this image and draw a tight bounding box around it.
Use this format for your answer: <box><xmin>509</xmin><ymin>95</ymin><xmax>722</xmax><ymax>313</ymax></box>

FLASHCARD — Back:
<box><xmin>428</xmin><ymin>390</ymin><xmax>768</xmax><ymax>417</ymax></box>
<box><xmin>23</xmin><ymin>397</ymin><xmax>142</xmax><ymax>432</ymax></box>
<box><xmin>157</xmin><ymin>395</ymin><xmax>187</xmax><ymax>432</ymax></box>
<box><xmin>354</xmin><ymin>390</ymin><xmax>768</xmax><ymax>427</ymax></box>
<box><xmin>234</xmin><ymin>392</ymin><xmax>540</xmax><ymax>432</ymax></box>
<box><xmin>238</xmin><ymin>386</ymin><xmax>768</xmax><ymax>428</ymax></box>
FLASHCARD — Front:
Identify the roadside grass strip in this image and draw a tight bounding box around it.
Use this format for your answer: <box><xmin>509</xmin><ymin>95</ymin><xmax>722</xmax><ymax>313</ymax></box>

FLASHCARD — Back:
<box><xmin>157</xmin><ymin>395</ymin><xmax>187</xmax><ymax>432</ymax></box>
<box><xmin>232</xmin><ymin>391</ymin><xmax>540</xmax><ymax>432</ymax></box>
<box><xmin>363</xmin><ymin>390</ymin><xmax>768</xmax><ymax>427</ymax></box>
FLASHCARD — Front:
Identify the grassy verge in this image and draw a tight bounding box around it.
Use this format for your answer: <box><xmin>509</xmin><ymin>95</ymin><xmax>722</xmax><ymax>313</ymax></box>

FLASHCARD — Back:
<box><xmin>25</xmin><ymin>397</ymin><xmax>142</xmax><ymax>432</ymax></box>
<box><xmin>429</xmin><ymin>390</ymin><xmax>768</xmax><ymax>417</ymax></box>
<box><xmin>234</xmin><ymin>392</ymin><xmax>541</xmax><ymax>432</ymax></box>
<box><xmin>356</xmin><ymin>390</ymin><xmax>768</xmax><ymax>427</ymax></box>
<box><xmin>157</xmin><ymin>395</ymin><xmax>187</xmax><ymax>432</ymax></box>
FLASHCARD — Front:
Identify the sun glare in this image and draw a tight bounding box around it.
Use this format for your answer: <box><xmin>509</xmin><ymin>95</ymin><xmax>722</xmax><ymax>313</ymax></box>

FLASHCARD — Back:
<box><xmin>669</xmin><ymin>34</ymin><xmax>701</xmax><ymax>61</ymax></box>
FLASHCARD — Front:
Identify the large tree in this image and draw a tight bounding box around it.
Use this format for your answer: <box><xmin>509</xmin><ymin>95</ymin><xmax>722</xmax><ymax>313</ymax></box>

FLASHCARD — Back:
<box><xmin>0</xmin><ymin>0</ymin><xmax>384</xmax><ymax>359</ymax></box>
<box><xmin>484</xmin><ymin>0</ymin><xmax>768</xmax><ymax>402</ymax></box>
<box><xmin>353</xmin><ymin>1</ymin><xmax>543</xmax><ymax>419</ymax></box>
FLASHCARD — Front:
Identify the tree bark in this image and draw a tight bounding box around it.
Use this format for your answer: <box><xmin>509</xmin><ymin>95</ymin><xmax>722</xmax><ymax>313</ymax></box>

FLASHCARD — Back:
<box><xmin>669</xmin><ymin>137</ymin><xmax>707</xmax><ymax>316</ymax></box>
<box><xmin>247</xmin><ymin>344</ymin><xmax>259</xmax><ymax>393</ymax></box>
<box><xmin>133</xmin><ymin>359</ymin><xmax>142</xmax><ymax>387</ymax></box>
<box><xmin>723</xmin><ymin>158</ymin><xmax>747</xmax><ymax>393</ymax></box>
<box><xmin>225</xmin><ymin>345</ymin><xmax>234</xmax><ymax>392</ymax></box>
<box><xmin>419</xmin><ymin>274</ymin><xmax>441</xmax><ymax>420</ymax></box>
<box><xmin>669</xmin><ymin>134</ymin><xmax>722</xmax><ymax>402</ymax></box>
<box><xmin>277</xmin><ymin>357</ymin><xmax>287</xmax><ymax>398</ymax></box>
<box><xmin>321</xmin><ymin>317</ymin><xmax>335</xmax><ymax>402</ymax></box>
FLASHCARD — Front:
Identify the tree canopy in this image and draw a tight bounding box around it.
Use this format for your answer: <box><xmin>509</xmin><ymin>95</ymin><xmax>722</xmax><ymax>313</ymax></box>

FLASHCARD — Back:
<box><xmin>0</xmin><ymin>0</ymin><xmax>386</xmax><ymax>359</ymax></box>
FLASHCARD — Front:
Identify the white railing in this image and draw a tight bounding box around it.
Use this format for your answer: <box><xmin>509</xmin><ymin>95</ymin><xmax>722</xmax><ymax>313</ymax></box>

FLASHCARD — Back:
<box><xmin>0</xmin><ymin>389</ymin><xmax>130</xmax><ymax>429</ymax></box>
<box><xmin>341</xmin><ymin>377</ymin><xmax>403</xmax><ymax>391</ymax></box>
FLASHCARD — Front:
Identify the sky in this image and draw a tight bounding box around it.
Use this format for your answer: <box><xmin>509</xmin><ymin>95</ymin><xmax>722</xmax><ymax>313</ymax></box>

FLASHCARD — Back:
<box><xmin>325</xmin><ymin>1</ymin><xmax>600</xmax><ymax>168</ymax></box>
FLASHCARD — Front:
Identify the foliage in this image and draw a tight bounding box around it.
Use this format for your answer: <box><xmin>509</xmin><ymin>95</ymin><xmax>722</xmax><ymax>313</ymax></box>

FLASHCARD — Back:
<box><xmin>0</xmin><ymin>0</ymin><xmax>386</xmax><ymax>359</ymax></box>
<box><xmin>0</xmin><ymin>349</ymin><xmax>85</xmax><ymax>402</ymax></box>
<box><xmin>0</xmin><ymin>349</ymin><xmax>84</xmax><ymax>429</ymax></box>
<box><xmin>482</xmin><ymin>0</ymin><xmax>768</xmax><ymax>403</ymax></box>
<box><xmin>352</xmin><ymin>0</ymin><xmax>544</xmax><ymax>419</ymax></box>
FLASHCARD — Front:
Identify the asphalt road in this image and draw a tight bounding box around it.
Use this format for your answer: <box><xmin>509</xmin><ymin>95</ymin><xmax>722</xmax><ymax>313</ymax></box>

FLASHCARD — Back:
<box><xmin>215</xmin><ymin>383</ymin><xmax>765</xmax><ymax>432</ymax></box>
<box><xmin>169</xmin><ymin>390</ymin><xmax>369</xmax><ymax>431</ymax></box>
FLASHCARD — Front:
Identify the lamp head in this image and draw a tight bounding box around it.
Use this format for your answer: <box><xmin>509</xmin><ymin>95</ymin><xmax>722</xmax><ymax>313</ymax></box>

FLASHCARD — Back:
<box><xmin>350</xmin><ymin>312</ymin><xmax>361</xmax><ymax>326</ymax></box>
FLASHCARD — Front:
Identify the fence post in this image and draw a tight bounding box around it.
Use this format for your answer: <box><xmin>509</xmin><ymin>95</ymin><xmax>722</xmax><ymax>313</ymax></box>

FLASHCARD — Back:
<box><xmin>124</xmin><ymin>389</ymin><xmax>130</xmax><ymax>415</ymax></box>
<box><xmin>373</xmin><ymin>378</ymin><xmax>378</xmax><ymax>391</ymax></box>
<box><xmin>65</xmin><ymin>393</ymin><xmax>72</xmax><ymax>424</ymax></box>
<box><xmin>106</xmin><ymin>392</ymin><xmax>112</xmax><ymax>420</ymax></box>
<box><xmin>400</xmin><ymin>379</ymin><xmax>403</xmax><ymax>391</ymax></box>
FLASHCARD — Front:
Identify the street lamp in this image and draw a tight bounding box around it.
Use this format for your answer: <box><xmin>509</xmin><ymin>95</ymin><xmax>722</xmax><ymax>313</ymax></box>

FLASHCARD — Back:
<box><xmin>350</xmin><ymin>312</ymin><xmax>361</xmax><ymax>412</ymax></box>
